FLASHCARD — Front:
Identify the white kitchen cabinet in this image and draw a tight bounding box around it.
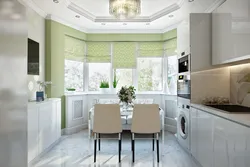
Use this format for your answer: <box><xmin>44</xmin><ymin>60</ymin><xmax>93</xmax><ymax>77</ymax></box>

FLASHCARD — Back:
<box><xmin>28</xmin><ymin>99</ymin><xmax>61</xmax><ymax>163</ymax></box>
<box><xmin>190</xmin><ymin>107</ymin><xmax>198</xmax><ymax>160</ymax></box>
<box><xmin>212</xmin><ymin>0</ymin><xmax>250</xmax><ymax>65</ymax></box>
<box><xmin>190</xmin><ymin>13</ymin><xmax>213</xmax><ymax>72</ymax></box>
<box><xmin>191</xmin><ymin>106</ymin><xmax>250</xmax><ymax>167</ymax></box>
<box><xmin>27</xmin><ymin>105</ymin><xmax>39</xmax><ymax>163</ymax></box>
<box><xmin>177</xmin><ymin>18</ymin><xmax>190</xmax><ymax>55</ymax></box>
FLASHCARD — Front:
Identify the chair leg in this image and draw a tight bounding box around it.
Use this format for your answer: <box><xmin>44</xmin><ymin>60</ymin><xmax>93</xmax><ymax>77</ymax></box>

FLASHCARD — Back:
<box><xmin>98</xmin><ymin>133</ymin><xmax>101</xmax><ymax>151</ymax></box>
<box><xmin>120</xmin><ymin>132</ymin><xmax>122</xmax><ymax>151</ymax></box>
<box><xmin>132</xmin><ymin>133</ymin><xmax>135</xmax><ymax>163</ymax></box>
<box><xmin>131</xmin><ymin>133</ymin><xmax>133</xmax><ymax>151</ymax></box>
<box><xmin>94</xmin><ymin>135</ymin><xmax>97</xmax><ymax>163</ymax></box>
<box><xmin>118</xmin><ymin>133</ymin><xmax>121</xmax><ymax>163</ymax></box>
<box><xmin>152</xmin><ymin>133</ymin><xmax>155</xmax><ymax>151</ymax></box>
<box><xmin>156</xmin><ymin>133</ymin><xmax>159</xmax><ymax>163</ymax></box>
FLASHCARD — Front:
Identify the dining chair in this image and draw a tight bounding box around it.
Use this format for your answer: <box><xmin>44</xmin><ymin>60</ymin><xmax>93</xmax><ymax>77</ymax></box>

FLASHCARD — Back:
<box><xmin>93</xmin><ymin>104</ymin><xmax>122</xmax><ymax>163</ymax></box>
<box><xmin>131</xmin><ymin>104</ymin><xmax>161</xmax><ymax>163</ymax></box>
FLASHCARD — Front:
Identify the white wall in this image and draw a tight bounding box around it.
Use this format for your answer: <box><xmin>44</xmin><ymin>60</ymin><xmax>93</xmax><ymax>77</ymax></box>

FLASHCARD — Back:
<box><xmin>27</xmin><ymin>8</ymin><xmax>45</xmax><ymax>101</ymax></box>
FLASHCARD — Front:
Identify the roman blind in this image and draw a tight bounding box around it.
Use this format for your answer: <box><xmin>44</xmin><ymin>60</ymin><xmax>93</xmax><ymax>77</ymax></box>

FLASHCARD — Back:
<box><xmin>64</xmin><ymin>35</ymin><xmax>85</xmax><ymax>62</ymax></box>
<box><xmin>138</xmin><ymin>42</ymin><xmax>164</xmax><ymax>57</ymax></box>
<box><xmin>86</xmin><ymin>42</ymin><xmax>111</xmax><ymax>63</ymax></box>
<box><xmin>113</xmin><ymin>42</ymin><xmax>136</xmax><ymax>69</ymax></box>
<box><xmin>164</xmin><ymin>38</ymin><xmax>177</xmax><ymax>56</ymax></box>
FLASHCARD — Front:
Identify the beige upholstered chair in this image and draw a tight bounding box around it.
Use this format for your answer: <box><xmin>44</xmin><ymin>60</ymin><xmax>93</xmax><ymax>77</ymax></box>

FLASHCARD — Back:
<box><xmin>131</xmin><ymin>104</ymin><xmax>161</xmax><ymax>163</ymax></box>
<box><xmin>93</xmin><ymin>104</ymin><xmax>122</xmax><ymax>163</ymax></box>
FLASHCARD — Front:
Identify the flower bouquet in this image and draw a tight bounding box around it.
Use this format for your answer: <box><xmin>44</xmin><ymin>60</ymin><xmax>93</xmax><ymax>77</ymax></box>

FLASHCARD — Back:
<box><xmin>117</xmin><ymin>86</ymin><xmax>136</xmax><ymax>110</ymax></box>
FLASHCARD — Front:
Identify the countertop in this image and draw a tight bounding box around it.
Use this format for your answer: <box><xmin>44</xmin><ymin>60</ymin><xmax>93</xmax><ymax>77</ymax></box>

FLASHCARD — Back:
<box><xmin>191</xmin><ymin>103</ymin><xmax>250</xmax><ymax>128</ymax></box>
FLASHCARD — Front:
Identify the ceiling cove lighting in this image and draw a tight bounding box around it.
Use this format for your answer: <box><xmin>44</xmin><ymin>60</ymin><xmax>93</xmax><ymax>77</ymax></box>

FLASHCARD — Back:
<box><xmin>109</xmin><ymin>0</ymin><xmax>141</xmax><ymax>19</ymax></box>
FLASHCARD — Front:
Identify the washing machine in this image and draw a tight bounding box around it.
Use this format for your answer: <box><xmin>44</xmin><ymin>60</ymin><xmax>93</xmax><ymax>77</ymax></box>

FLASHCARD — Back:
<box><xmin>177</xmin><ymin>97</ymin><xmax>190</xmax><ymax>151</ymax></box>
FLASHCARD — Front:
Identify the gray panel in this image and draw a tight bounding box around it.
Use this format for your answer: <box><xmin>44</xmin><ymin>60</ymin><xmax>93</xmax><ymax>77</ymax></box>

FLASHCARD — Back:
<box><xmin>73</xmin><ymin>100</ymin><xmax>83</xmax><ymax>119</ymax></box>
<box><xmin>165</xmin><ymin>100</ymin><xmax>177</xmax><ymax>118</ymax></box>
<box><xmin>0</xmin><ymin>0</ymin><xmax>28</xmax><ymax>167</ymax></box>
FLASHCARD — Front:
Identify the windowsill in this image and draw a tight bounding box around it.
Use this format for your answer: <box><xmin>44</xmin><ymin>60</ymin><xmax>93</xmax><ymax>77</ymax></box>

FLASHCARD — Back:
<box><xmin>64</xmin><ymin>91</ymin><xmax>177</xmax><ymax>96</ymax></box>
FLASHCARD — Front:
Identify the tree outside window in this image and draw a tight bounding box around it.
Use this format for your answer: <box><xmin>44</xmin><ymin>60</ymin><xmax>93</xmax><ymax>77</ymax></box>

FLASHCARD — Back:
<box><xmin>64</xmin><ymin>60</ymin><xmax>84</xmax><ymax>91</ymax></box>
<box><xmin>138</xmin><ymin>58</ymin><xmax>163</xmax><ymax>91</ymax></box>
<box><xmin>114</xmin><ymin>69</ymin><xmax>133</xmax><ymax>90</ymax></box>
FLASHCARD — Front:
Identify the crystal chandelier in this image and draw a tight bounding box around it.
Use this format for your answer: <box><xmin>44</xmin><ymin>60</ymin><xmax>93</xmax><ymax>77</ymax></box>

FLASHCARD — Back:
<box><xmin>109</xmin><ymin>0</ymin><xmax>141</xmax><ymax>19</ymax></box>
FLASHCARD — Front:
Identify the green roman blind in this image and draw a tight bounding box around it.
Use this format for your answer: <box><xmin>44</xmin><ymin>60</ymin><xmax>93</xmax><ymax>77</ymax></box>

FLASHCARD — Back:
<box><xmin>86</xmin><ymin>42</ymin><xmax>111</xmax><ymax>63</ymax></box>
<box><xmin>64</xmin><ymin>35</ymin><xmax>85</xmax><ymax>61</ymax></box>
<box><xmin>113</xmin><ymin>42</ymin><xmax>136</xmax><ymax>69</ymax></box>
<box><xmin>164</xmin><ymin>38</ymin><xmax>177</xmax><ymax>56</ymax></box>
<box><xmin>138</xmin><ymin>42</ymin><xmax>164</xmax><ymax>57</ymax></box>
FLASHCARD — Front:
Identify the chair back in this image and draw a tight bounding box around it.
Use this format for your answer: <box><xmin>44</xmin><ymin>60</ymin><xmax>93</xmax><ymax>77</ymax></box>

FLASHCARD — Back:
<box><xmin>131</xmin><ymin>104</ymin><xmax>161</xmax><ymax>134</ymax></box>
<box><xmin>93</xmin><ymin>104</ymin><xmax>122</xmax><ymax>134</ymax></box>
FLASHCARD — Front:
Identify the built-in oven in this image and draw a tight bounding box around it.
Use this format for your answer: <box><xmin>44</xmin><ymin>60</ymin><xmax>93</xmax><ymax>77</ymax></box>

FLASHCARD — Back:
<box><xmin>177</xmin><ymin>74</ymin><xmax>191</xmax><ymax>99</ymax></box>
<box><xmin>178</xmin><ymin>52</ymin><xmax>190</xmax><ymax>73</ymax></box>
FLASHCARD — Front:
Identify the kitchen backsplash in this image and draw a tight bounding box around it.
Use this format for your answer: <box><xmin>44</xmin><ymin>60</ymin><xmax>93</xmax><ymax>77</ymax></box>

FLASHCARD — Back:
<box><xmin>230</xmin><ymin>63</ymin><xmax>250</xmax><ymax>107</ymax></box>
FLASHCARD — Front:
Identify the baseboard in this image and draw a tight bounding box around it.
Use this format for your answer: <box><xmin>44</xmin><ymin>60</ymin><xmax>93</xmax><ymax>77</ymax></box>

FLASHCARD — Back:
<box><xmin>62</xmin><ymin>123</ymin><xmax>88</xmax><ymax>135</ymax></box>
<box><xmin>28</xmin><ymin>137</ymin><xmax>65</xmax><ymax>167</ymax></box>
<box><xmin>165</xmin><ymin>124</ymin><xmax>177</xmax><ymax>134</ymax></box>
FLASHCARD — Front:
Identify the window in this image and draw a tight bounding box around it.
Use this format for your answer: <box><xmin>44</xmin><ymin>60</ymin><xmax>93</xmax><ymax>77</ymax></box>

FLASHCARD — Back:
<box><xmin>88</xmin><ymin>63</ymin><xmax>111</xmax><ymax>91</ymax></box>
<box><xmin>114</xmin><ymin>69</ymin><xmax>133</xmax><ymax>90</ymax></box>
<box><xmin>166</xmin><ymin>55</ymin><xmax>178</xmax><ymax>95</ymax></box>
<box><xmin>137</xmin><ymin>58</ymin><xmax>163</xmax><ymax>91</ymax></box>
<box><xmin>64</xmin><ymin>60</ymin><xmax>84</xmax><ymax>91</ymax></box>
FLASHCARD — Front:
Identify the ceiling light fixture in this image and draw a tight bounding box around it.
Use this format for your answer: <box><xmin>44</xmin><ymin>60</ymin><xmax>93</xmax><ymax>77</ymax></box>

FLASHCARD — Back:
<box><xmin>146</xmin><ymin>23</ymin><xmax>150</xmax><ymax>25</ymax></box>
<box><xmin>169</xmin><ymin>14</ymin><xmax>174</xmax><ymax>18</ymax></box>
<box><xmin>188</xmin><ymin>0</ymin><xmax>194</xmax><ymax>2</ymax></box>
<box><xmin>101</xmin><ymin>23</ymin><xmax>106</xmax><ymax>25</ymax></box>
<box><xmin>75</xmin><ymin>15</ymin><xmax>80</xmax><ymax>18</ymax></box>
<box><xmin>123</xmin><ymin>23</ymin><xmax>127</xmax><ymax>25</ymax></box>
<box><xmin>109</xmin><ymin>0</ymin><xmax>141</xmax><ymax>19</ymax></box>
<box><xmin>53</xmin><ymin>0</ymin><xmax>59</xmax><ymax>3</ymax></box>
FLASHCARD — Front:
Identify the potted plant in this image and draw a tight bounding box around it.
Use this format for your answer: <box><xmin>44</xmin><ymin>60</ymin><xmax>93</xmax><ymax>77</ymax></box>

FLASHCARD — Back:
<box><xmin>117</xmin><ymin>86</ymin><xmax>136</xmax><ymax>110</ymax></box>
<box><xmin>100</xmin><ymin>80</ymin><xmax>110</xmax><ymax>93</ymax></box>
<box><xmin>112</xmin><ymin>71</ymin><xmax>119</xmax><ymax>93</ymax></box>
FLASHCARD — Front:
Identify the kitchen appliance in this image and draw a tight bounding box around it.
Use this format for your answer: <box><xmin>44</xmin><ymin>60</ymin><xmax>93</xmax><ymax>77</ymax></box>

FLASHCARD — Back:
<box><xmin>177</xmin><ymin>97</ymin><xmax>191</xmax><ymax>151</ymax></box>
<box><xmin>206</xmin><ymin>105</ymin><xmax>250</xmax><ymax>113</ymax></box>
<box><xmin>178</xmin><ymin>52</ymin><xmax>190</xmax><ymax>73</ymax></box>
<box><xmin>177</xmin><ymin>74</ymin><xmax>191</xmax><ymax>99</ymax></box>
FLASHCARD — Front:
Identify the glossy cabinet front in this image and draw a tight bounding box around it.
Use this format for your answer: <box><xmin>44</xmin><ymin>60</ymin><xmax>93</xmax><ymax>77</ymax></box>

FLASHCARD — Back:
<box><xmin>191</xmin><ymin>107</ymin><xmax>250</xmax><ymax>167</ymax></box>
<box><xmin>212</xmin><ymin>0</ymin><xmax>250</xmax><ymax>65</ymax></box>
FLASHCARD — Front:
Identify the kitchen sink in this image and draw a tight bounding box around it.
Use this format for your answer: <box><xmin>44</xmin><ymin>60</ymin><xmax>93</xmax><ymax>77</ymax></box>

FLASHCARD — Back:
<box><xmin>206</xmin><ymin>105</ymin><xmax>250</xmax><ymax>113</ymax></box>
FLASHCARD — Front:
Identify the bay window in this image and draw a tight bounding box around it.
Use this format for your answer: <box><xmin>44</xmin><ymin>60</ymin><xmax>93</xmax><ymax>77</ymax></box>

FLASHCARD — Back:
<box><xmin>114</xmin><ymin>69</ymin><xmax>133</xmax><ymax>90</ymax></box>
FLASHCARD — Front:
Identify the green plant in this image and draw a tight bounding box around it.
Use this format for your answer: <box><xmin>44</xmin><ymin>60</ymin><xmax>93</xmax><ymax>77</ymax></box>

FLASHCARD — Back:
<box><xmin>100</xmin><ymin>80</ymin><xmax>109</xmax><ymax>88</ymax></box>
<box><xmin>66</xmin><ymin>88</ymin><xmax>76</xmax><ymax>91</ymax></box>
<box><xmin>117</xmin><ymin>86</ymin><xmax>136</xmax><ymax>104</ymax></box>
<box><xmin>113</xmin><ymin>71</ymin><xmax>119</xmax><ymax>88</ymax></box>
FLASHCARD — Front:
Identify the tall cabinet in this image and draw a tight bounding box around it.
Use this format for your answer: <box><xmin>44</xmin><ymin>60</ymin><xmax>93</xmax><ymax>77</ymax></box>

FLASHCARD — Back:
<box><xmin>27</xmin><ymin>98</ymin><xmax>61</xmax><ymax>163</ymax></box>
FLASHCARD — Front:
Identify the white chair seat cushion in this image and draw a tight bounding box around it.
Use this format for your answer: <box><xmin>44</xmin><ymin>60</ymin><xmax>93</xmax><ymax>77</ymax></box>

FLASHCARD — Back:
<box><xmin>121</xmin><ymin>116</ymin><xmax>127</xmax><ymax>125</ymax></box>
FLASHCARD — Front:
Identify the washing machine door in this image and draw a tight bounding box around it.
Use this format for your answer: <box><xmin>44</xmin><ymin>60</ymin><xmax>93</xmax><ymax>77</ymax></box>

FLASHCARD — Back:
<box><xmin>178</xmin><ymin>112</ymin><xmax>188</xmax><ymax>139</ymax></box>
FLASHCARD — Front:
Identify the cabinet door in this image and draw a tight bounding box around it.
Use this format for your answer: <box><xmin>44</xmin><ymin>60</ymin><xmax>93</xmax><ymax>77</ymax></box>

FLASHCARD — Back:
<box><xmin>51</xmin><ymin>101</ymin><xmax>57</xmax><ymax>144</ymax></box>
<box><xmin>190</xmin><ymin>107</ymin><xmax>198</xmax><ymax>159</ymax></box>
<box><xmin>177</xmin><ymin>18</ymin><xmax>190</xmax><ymax>55</ymax></box>
<box><xmin>212</xmin><ymin>0</ymin><xmax>250</xmax><ymax>65</ymax></box>
<box><xmin>27</xmin><ymin>106</ymin><xmax>38</xmax><ymax>163</ymax></box>
<box><xmin>56</xmin><ymin>101</ymin><xmax>61</xmax><ymax>140</ymax></box>
<box><xmin>38</xmin><ymin>103</ymin><xmax>53</xmax><ymax>154</ymax></box>
<box><xmin>197</xmin><ymin>110</ymin><xmax>213</xmax><ymax>167</ymax></box>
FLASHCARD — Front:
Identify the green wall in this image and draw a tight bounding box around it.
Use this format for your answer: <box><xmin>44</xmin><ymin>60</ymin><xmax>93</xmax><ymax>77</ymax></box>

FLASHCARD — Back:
<box><xmin>45</xmin><ymin>20</ymin><xmax>87</xmax><ymax>129</ymax></box>
<box><xmin>45</xmin><ymin>19</ymin><xmax>177</xmax><ymax>129</ymax></box>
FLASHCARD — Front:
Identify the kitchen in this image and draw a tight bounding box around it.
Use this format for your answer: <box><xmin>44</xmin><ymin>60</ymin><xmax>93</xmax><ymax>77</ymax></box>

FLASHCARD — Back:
<box><xmin>176</xmin><ymin>0</ymin><xmax>250</xmax><ymax>167</ymax></box>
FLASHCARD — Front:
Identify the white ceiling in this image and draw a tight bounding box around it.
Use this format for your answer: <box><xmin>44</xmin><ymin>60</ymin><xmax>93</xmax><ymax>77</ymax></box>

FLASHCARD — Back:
<box><xmin>20</xmin><ymin>0</ymin><xmax>226</xmax><ymax>33</ymax></box>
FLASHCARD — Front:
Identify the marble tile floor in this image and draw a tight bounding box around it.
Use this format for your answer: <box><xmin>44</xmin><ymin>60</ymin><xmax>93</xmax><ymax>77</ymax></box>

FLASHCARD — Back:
<box><xmin>31</xmin><ymin>130</ymin><xmax>199</xmax><ymax>167</ymax></box>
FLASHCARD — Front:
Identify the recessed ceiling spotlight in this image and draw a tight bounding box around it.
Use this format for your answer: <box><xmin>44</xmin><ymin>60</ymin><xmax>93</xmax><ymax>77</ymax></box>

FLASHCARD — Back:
<box><xmin>53</xmin><ymin>0</ymin><xmax>59</xmax><ymax>3</ymax></box>
<box><xmin>101</xmin><ymin>23</ymin><xmax>106</xmax><ymax>25</ymax></box>
<box><xmin>146</xmin><ymin>23</ymin><xmax>150</xmax><ymax>25</ymax></box>
<box><xmin>75</xmin><ymin>15</ymin><xmax>80</xmax><ymax>18</ymax></box>
<box><xmin>169</xmin><ymin>14</ymin><xmax>174</xmax><ymax>18</ymax></box>
<box><xmin>123</xmin><ymin>23</ymin><xmax>127</xmax><ymax>25</ymax></box>
<box><xmin>188</xmin><ymin>0</ymin><xmax>194</xmax><ymax>2</ymax></box>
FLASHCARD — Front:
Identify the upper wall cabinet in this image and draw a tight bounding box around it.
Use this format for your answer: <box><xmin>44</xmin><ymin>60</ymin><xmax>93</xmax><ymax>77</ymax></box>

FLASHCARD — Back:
<box><xmin>177</xmin><ymin>18</ymin><xmax>190</xmax><ymax>56</ymax></box>
<box><xmin>212</xmin><ymin>0</ymin><xmax>250</xmax><ymax>65</ymax></box>
<box><xmin>190</xmin><ymin>13</ymin><xmax>212</xmax><ymax>72</ymax></box>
